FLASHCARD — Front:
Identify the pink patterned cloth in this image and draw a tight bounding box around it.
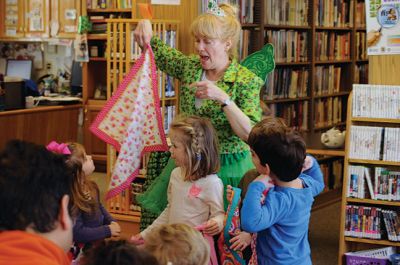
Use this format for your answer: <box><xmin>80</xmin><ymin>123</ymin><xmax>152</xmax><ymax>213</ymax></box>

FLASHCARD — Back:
<box><xmin>90</xmin><ymin>46</ymin><xmax>168</xmax><ymax>199</ymax></box>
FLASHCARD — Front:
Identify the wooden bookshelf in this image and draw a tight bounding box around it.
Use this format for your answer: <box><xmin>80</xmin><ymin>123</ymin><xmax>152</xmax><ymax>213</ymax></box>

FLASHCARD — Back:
<box><xmin>338</xmin><ymin>87</ymin><xmax>400</xmax><ymax>264</ymax></box>
<box><xmin>251</xmin><ymin>0</ymin><xmax>368</xmax><ymax>133</ymax></box>
<box><xmin>242</xmin><ymin>0</ymin><xmax>368</xmax><ymax>210</ymax></box>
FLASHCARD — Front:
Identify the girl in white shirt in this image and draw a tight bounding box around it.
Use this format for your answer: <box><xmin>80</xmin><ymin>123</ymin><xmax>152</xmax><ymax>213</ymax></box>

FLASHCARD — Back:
<box><xmin>131</xmin><ymin>115</ymin><xmax>224</xmax><ymax>242</ymax></box>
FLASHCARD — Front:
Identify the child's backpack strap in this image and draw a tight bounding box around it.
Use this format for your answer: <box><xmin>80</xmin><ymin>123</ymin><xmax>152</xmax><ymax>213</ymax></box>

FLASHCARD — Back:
<box><xmin>218</xmin><ymin>187</ymin><xmax>246</xmax><ymax>265</ymax></box>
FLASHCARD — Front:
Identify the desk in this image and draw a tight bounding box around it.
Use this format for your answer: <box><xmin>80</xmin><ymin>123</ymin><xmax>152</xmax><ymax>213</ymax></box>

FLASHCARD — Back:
<box><xmin>0</xmin><ymin>104</ymin><xmax>82</xmax><ymax>149</ymax></box>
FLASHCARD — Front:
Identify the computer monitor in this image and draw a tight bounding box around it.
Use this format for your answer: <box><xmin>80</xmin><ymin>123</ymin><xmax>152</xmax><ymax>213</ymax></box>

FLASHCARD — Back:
<box><xmin>70</xmin><ymin>61</ymin><xmax>82</xmax><ymax>95</ymax></box>
<box><xmin>6</xmin><ymin>59</ymin><xmax>32</xmax><ymax>80</ymax></box>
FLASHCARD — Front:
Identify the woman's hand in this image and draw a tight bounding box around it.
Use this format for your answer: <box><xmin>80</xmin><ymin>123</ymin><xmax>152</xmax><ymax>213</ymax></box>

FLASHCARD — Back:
<box><xmin>109</xmin><ymin>221</ymin><xmax>121</xmax><ymax>237</ymax></box>
<box><xmin>134</xmin><ymin>19</ymin><xmax>153</xmax><ymax>50</ymax></box>
<box><xmin>130</xmin><ymin>233</ymin><xmax>145</xmax><ymax>245</ymax></box>
<box><xmin>229</xmin><ymin>231</ymin><xmax>252</xmax><ymax>251</ymax></box>
<box><xmin>190</xmin><ymin>80</ymin><xmax>229</xmax><ymax>104</ymax></box>
<box><xmin>203</xmin><ymin>219</ymin><xmax>221</xmax><ymax>236</ymax></box>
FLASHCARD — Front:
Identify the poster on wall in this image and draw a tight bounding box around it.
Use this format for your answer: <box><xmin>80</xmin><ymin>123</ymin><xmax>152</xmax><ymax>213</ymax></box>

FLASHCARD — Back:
<box><xmin>366</xmin><ymin>0</ymin><xmax>400</xmax><ymax>55</ymax></box>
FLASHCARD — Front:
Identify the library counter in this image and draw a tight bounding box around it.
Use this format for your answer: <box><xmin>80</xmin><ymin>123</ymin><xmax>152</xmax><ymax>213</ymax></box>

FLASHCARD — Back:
<box><xmin>0</xmin><ymin>104</ymin><xmax>82</xmax><ymax>149</ymax></box>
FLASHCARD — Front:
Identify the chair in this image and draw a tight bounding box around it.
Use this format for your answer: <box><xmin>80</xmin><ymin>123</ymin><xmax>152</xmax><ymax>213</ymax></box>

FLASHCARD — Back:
<box><xmin>240</xmin><ymin>43</ymin><xmax>275</xmax><ymax>84</ymax></box>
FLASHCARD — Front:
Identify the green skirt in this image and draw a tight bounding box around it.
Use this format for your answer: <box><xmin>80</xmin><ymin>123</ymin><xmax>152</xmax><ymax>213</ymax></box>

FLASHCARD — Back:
<box><xmin>137</xmin><ymin>150</ymin><xmax>254</xmax><ymax>215</ymax></box>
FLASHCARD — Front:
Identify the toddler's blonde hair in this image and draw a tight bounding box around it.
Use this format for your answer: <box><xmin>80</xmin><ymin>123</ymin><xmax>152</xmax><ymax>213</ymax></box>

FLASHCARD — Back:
<box><xmin>144</xmin><ymin>223</ymin><xmax>210</xmax><ymax>265</ymax></box>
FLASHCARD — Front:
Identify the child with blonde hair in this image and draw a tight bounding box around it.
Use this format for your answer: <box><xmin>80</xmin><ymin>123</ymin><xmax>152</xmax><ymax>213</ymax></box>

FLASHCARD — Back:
<box><xmin>46</xmin><ymin>141</ymin><xmax>120</xmax><ymax>258</ymax></box>
<box><xmin>144</xmin><ymin>223</ymin><xmax>210</xmax><ymax>265</ymax></box>
<box><xmin>131</xmin><ymin>116</ymin><xmax>224</xmax><ymax>263</ymax></box>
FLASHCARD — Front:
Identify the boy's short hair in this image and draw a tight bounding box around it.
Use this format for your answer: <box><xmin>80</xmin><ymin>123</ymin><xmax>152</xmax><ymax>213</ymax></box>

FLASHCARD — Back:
<box><xmin>0</xmin><ymin>140</ymin><xmax>73</xmax><ymax>232</ymax></box>
<box><xmin>82</xmin><ymin>240</ymin><xmax>159</xmax><ymax>265</ymax></box>
<box><xmin>248</xmin><ymin>117</ymin><xmax>306</xmax><ymax>182</ymax></box>
<box><xmin>144</xmin><ymin>223</ymin><xmax>210</xmax><ymax>265</ymax></box>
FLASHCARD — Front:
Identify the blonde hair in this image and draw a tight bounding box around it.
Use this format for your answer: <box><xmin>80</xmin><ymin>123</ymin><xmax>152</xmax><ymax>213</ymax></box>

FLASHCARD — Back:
<box><xmin>144</xmin><ymin>223</ymin><xmax>210</xmax><ymax>265</ymax></box>
<box><xmin>170</xmin><ymin>115</ymin><xmax>220</xmax><ymax>181</ymax></box>
<box><xmin>191</xmin><ymin>3</ymin><xmax>241</xmax><ymax>59</ymax></box>
<box><xmin>66</xmin><ymin>142</ymin><xmax>98</xmax><ymax>214</ymax></box>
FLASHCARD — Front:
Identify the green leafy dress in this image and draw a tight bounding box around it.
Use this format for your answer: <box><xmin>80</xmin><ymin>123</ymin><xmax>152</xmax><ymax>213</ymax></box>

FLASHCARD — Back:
<box><xmin>137</xmin><ymin>37</ymin><xmax>264</xmax><ymax>224</ymax></box>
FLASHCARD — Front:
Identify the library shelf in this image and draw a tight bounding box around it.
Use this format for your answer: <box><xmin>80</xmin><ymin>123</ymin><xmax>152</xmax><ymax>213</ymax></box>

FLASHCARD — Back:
<box><xmin>338</xmin><ymin>86</ymin><xmax>400</xmax><ymax>264</ymax></box>
<box><xmin>344</xmin><ymin>237</ymin><xmax>400</xmax><ymax>247</ymax></box>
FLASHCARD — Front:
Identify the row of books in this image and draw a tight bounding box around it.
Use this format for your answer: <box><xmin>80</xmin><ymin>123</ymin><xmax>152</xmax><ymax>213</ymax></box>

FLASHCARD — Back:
<box><xmin>129</xmin><ymin>30</ymin><xmax>177</xmax><ymax>60</ymax></box>
<box><xmin>239</xmin><ymin>30</ymin><xmax>253</xmax><ymax>61</ymax></box>
<box><xmin>91</xmin><ymin>23</ymin><xmax>107</xmax><ymax>34</ymax></box>
<box><xmin>320</xmin><ymin>158</ymin><xmax>343</xmax><ymax>191</ymax></box>
<box><xmin>344</xmin><ymin>205</ymin><xmax>381</xmax><ymax>239</ymax></box>
<box><xmin>265</xmin><ymin>30</ymin><xmax>308</xmax><ymax>63</ymax></box>
<box><xmin>163</xmin><ymin>105</ymin><xmax>176</xmax><ymax>134</ymax></box>
<box><xmin>354</xmin><ymin>1</ymin><xmax>366</xmax><ymax>28</ymax></box>
<box><xmin>314</xmin><ymin>97</ymin><xmax>344</xmax><ymax>128</ymax></box>
<box><xmin>87</xmin><ymin>0</ymin><xmax>132</xmax><ymax>9</ymax></box>
<box><xmin>355</xmin><ymin>32</ymin><xmax>367</xmax><ymax>60</ymax></box>
<box><xmin>352</xmin><ymin>84</ymin><xmax>400</xmax><ymax>119</ymax></box>
<box><xmin>349</xmin><ymin>126</ymin><xmax>400</xmax><ymax>162</ymax></box>
<box><xmin>382</xmin><ymin>210</ymin><xmax>400</xmax><ymax>242</ymax></box>
<box><xmin>347</xmin><ymin>165</ymin><xmax>400</xmax><ymax>201</ymax></box>
<box><xmin>315</xmin><ymin>31</ymin><xmax>351</xmax><ymax>61</ymax></box>
<box><xmin>264</xmin><ymin>68</ymin><xmax>309</xmax><ymax>100</ymax></box>
<box><xmin>269</xmin><ymin>101</ymin><xmax>308</xmax><ymax>131</ymax></box>
<box><xmin>314</xmin><ymin>65</ymin><xmax>342</xmax><ymax>96</ymax></box>
<box><xmin>345</xmin><ymin>205</ymin><xmax>400</xmax><ymax>242</ymax></box>
<box><xmin>264</xmin><ymin>0</ymin><xmax>309</xmax><ymax>26</ymax></box>
<box><xmin>315</xmin><ymin>0</ymin><xmax>354</xmax><ymax>27</ymax></box>
<box><xmin>354</xmin><ymin>64</ymin><xmax>368</xmax><ymax>84</ymax></box>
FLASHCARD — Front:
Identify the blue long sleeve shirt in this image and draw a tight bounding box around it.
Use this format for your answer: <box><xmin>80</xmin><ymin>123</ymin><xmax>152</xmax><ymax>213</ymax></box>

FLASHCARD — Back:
<box><xmin>241</xmin><ymin>156</ymin><xmax>324</xmax><ymax>265</ymax></box>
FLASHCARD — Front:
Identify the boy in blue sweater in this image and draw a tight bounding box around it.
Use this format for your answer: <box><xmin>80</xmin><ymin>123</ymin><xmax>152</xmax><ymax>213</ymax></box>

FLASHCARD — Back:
<box><xmin>241</xmin><ymin>117</ymin><xmax>324</xmax><ymax>265</ymax></box>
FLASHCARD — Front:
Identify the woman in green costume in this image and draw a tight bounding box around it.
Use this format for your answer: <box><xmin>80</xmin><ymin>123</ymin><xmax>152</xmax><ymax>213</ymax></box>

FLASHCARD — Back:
<box><xmin>134</xmin><ymin>2</ymin><xmax>264</xmax><ymax>219</ymax></box>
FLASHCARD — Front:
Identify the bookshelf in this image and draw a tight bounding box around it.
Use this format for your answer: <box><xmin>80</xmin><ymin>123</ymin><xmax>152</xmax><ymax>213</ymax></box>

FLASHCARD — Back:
<box><xmin>258</xmin><ymin>0</ymin><xmax>369</xmax><ymax>133</ymax></box>
<box><xmin>247</xmin><ymin>0</ymin><xmax>369</xmax><ymax>205</ymax></box>
<box><xmin>82</xmin><ymin>4</ymin><xmax>134</xmax><ymax>168</ymax></box>
<box><xmin>338</xmin><ymin>85</ymin><xmax>400</xmax><ymax>264</ymax></box>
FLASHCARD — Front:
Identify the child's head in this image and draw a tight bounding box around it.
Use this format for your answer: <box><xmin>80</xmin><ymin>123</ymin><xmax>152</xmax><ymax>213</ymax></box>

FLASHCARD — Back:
<box><xmin>46</xmin><ymin>141</ymin><xmax>97</xmax><ymax>214</ymax></box>
<box><xmin>0</xmin><ymin>140</ymin><xmax>74</xmax><ymax>251</ymax></box>
<box><xmin>82</xmin><ymin>240</ymin><xmax>159</xmax><ymax>265</ymax></box>
<box><xmin>248</xmin><ymin>117</ymin><xmax>306</xmax><ymax>182</ymax></box>
<box><xmin>144</xmin><ymin>223</ymin><xmax>210</xmax><ymax>265</ymax></box>
<box><xmin>66</xmin><ymin>142</ymin><xmax>95</xmax><ymax>177</ymax></box>
<box><xmin>169</xmin><ymin>115</ymin><xmax>219</xmax><ymax>181</ymax></box>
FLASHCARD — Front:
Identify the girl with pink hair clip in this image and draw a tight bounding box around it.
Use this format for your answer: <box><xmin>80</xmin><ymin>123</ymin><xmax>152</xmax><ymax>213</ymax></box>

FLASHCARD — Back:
<box><xmin>130</xmin><ymin>116</ymin><xmax>224</xmax><ymax>265</ymax></box>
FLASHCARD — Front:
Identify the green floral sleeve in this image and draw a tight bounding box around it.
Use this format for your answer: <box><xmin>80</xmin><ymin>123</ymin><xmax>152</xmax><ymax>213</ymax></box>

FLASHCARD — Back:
<box><xmin>236</xmin><ymin>71</ymin><xmax>263</xmax><ymax>125</ymax></box>
<box><xmin>150</xmin><ymin>37</ymin><xmax>189</xmax><ymax>81</ymax></box>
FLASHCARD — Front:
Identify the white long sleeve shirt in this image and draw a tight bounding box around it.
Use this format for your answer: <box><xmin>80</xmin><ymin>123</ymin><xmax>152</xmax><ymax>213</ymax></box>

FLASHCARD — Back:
<box><xmin>141</xmin><ymin>167</ymin><xmax>224</xmax><ymax>239</ymax></box>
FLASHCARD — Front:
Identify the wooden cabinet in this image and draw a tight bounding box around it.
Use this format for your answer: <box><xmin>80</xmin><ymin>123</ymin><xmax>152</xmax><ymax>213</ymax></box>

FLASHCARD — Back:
<box><xmin>0</xmin><ymin>0</ymin><xmax>82</xmax><ymax>39</ymax></box>
<box><xmin>0</xmin><ymin>105</ymin><xmax>81</xmax><ymax>149</ymax></box>
<box><xmin>1</xmin><ymin>0</ymin><xmax>50</xmax><ymax>39</ymax></box>
<box><xmin>50</xmin><ymin>0</ymin><xmax>81</xmax><ymax>38</ymax></box>
<box><xmin>83</xmin><ymin>102</ymin><xmax>107</xmax><ymax>165</ymax></box>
